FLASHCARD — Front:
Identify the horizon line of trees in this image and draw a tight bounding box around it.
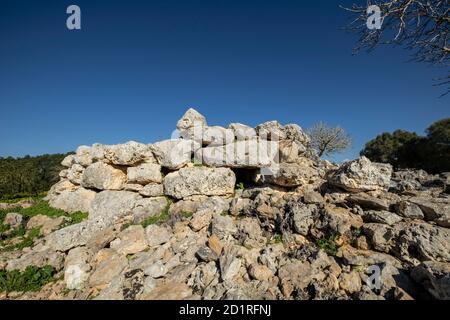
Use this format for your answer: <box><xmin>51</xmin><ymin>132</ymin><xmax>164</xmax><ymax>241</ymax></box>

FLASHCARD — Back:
<box><xmin>361</xmin><ymin>118</ymin><xmax>450</xmax><ymax>174</ymax></box>
<box><xmin>0</xmin><ymin>153</ymin><xmax>69</xmax><ymax>200</ymax></box>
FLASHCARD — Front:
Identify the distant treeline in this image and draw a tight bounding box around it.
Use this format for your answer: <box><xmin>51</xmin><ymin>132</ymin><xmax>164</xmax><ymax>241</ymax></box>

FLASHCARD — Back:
<box><xmin>0</xmin><ymin>153</ymin><xmax>70</xmax><ymax>200</ymax></box>
<box><xmin>361</xmin><ymin>118</ymin><xmax>450</xmax><ymax>174</ymax></box>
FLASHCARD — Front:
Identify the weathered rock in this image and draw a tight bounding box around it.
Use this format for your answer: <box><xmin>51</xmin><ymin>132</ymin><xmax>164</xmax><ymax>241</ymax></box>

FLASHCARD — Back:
<box><xmin>139</xmin><ymin>184</ymin><xmax>164</xmax><ymax>197</ymax></box>
<box><xmin>228</xmin><ymin>123</ymin><xmax>257</xmax><ymax>141</ymax></box>
<box><xmin>176</xmin><ymin>108</ymin><xmax>207</xmax><ymax>131</ymax></box>
<box><xmin>411</xmin><ymin>261</ymin><xmax>450</xmax><ymax>300</ymax></box>
<box><xmin>211</xmin><ymin>214</ymin><xmax>238</xmax><ymax>239</ymax></box>
<box><xmin>338</xmin><ymin>271</ymin><xmax>362</xmax><ymax>294</ymax></box>
<box><xmin>196</xmin><ymin>246</ymin><xmax>219</xmax><ymax>262</ymax></box>
<box><xmin>208</xmin><ymin>235</ymin><xmax>223</xmax><ymax>256</ymax></box>
<box><xmin>303</xmin><ymin>191</ymin><xmax>324</xmax><ymax>204</ymax></box>
<box><xmin>89</xmin><ymin>191</ymin><xmax>142</xmax><ymax>228</ymax></box>
<box><xmin>61</xmin><ymin>154</ymin><xmax>76</xmax><ymax>168</ymax></box>
<box><xmin>49</xmin><ymin>187</ymin><xmax>96</xmax><ymax>213</ymax></box>
<box><xmin>67</xmin><ymin>164</ymin><xmax>85</xmax><ymax>185</ymax></box>
<box><xmin>132</xmin><ymin>197</ymin><xmax>167</xmax><ymax>223</ymax></box>
<box><xmin>248</xmin><ymin>264</ymin><xmax>273</xmax><ymax>281</ymax></box>
<box><xmin>202</xmin><ymin>126</ymin><xmax>235</xmax><ymax>146</ymax></box>
<box><xmin>64</xmin><ymin>247</ymin><xmax>92</xmax><ymax>290</ymax></box>
<box><xmin>163</xmin><ymin>167</ymin><xmax>235</xmax><ymax>199</ymax></box>
<box><xmin>45</xmin><ymin>221</ymin><xmax>90</xmax><ymax>252</ymax></box>
<box><xmin>150</xmin><ymin>139</ymin><xmax>201</xmax><ymax>170</ymax></box>
<box><xmin>104</xmin><ymin>141</ymin><xmax>154</xmax><ymax>165</ymax></box>
<box><xmin>74</xmin><ymin>146</ymin><xmax>93</xmax><ymax>167</ymax></box>
<box><xmin>81</xmin><ymin>162</ymin><xmax>127</xmax><ymax>190</ymax></box>
<box><xmin>6</xmin><ymin>247</ymin><xmax>64</xmax><ymax>272</ymax></box>
<box><xmin>256</xmin><ymin>121</ymin><xmax>286</xmax><ymax>140</ymax></box>
<box><xmin>189</xmin><ymin>211</ymin><xmax>212</xmax><ymax>231</ymax></box>
<box><xmin>337</xmin><ymin>245</ymin><xmax>402</xmax><ymax>268</ymax></box>
<box><xmin>409</xmin><ymin>197</ymin><xmax>450</xmax><ymax>228</ymax></box>
<box><xmin>328</xmin><ymin>157</ymin><xmax>392</xmax><ymax>192</ymax></box>
<box><xmin>110</xmin><ymin>225</ymin><xmax>148</xmax><ymax>255</ymax></box>
<box><xmin>127</xmin><ymin>163</ymin><xmax>162</xmax><ymax>184</ymax></box>
<box><xmin>320</xmin><ymin>205</ymin><xmax>364</xmax><ymax>236</ymax></box>
<box><xmin>264</xmin><ymin>161</ymin><xmax>319</xmax><ymax>187</ymax></box>
<box><xmin>141</xmin><ymin>282</ymin><xmax>193</xmax><ymax>300</ymax></box>
<box><xmin>362</xmin><ymin>210</ymin><xmax>403</xmax><ymax>226</ymax></box>
<box><xmin>220</xmin><ymin>248</ymin><xmax>242</xmax><ymax>281</ymax></box>
<box><xmin>363</xmin><ymin>223</ymin><xmax>396</xmax><ymax>253</ymax></box>
<box><xmin>143</xmin><ymin>260</ymin><xmax>167</xmax><ymax>278</ymax></box>
<box><xmin>395</xmin><ymin>201</ymin><xmax>424</xmax><ymax>219</ymax></box>
<box><xmin>27</xmin><ymin>215</ymin><xmax>65</xmax><ymax>236</ymax></box>
<box><xmin>289</xmin><ymin>203</ymin><xmax>316</xmax><ymax>236</ymax></box>
<box><xmin>145</xmin><ymin>224</ymin><xmax>172</xmax><ymax>247</ymax></box>
<box><xmin>394</xmin><ymin>222</ymin><xmax>450</xmax><ymax>264</ymax></box>
<box><xmin>278</xmin><ymin>260</ymin><xmax>313</xmax><ymax>292</ymax></box>
<box><xmin>283</xmin><ymin>124</ymin><xmax>310</xmax><ymax>145</ymax></box>
<box><xmin>124</xmin><ymin>184</ymin><xmax>144</xmax><ymax>192</ymax></box>
<box><xmin>88</xmin><ymin>249</ymin><xmax>128</xmax><ymax>288</ymax></box>
<box><xmin>3</xmin><ymin>212</ymin><xmax>23</xmax><ymax>228</ymax></box>
<box><xmin>196</xmin><ymin>139</ymin><xmax>277</xmax><ymax>168</ymax></box>
<box><xmin>346</xmin><ymin>193</ymin><xmax>389</xmax><ymax>211</ymax></box>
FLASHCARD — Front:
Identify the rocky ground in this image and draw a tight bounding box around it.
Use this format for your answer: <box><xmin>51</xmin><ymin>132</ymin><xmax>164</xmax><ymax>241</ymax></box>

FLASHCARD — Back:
<box><xmin>0</xmin><ymin>109</ymin><xmax>449</xmax><ymax>300</ymax></box>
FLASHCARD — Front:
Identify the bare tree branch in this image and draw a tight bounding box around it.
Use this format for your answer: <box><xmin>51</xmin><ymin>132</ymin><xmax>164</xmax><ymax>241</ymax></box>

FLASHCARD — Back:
<box><xmin>342</xmin><ymin>0</ymin><xmax>450</xmax><ymax>95</ymax></box>
<box><xmin>308</xmin><ymin>122</ymin><xmax>352</xmax><ymax>157</ymax></box>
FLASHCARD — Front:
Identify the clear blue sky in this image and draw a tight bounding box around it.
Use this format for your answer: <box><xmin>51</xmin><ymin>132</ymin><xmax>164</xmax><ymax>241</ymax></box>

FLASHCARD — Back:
<box><xmin>1</xmin><ymin>0</ymin><xmax>448</xmax><ymax>162</ymax></box>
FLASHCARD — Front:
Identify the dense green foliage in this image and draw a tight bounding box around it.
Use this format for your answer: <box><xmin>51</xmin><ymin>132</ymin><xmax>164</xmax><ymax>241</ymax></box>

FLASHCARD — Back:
<box><xmin>0</xmin><ymin>265</ymin><xmax>56</xmax><ymax>293</ymax></box>
<box><xmin>0</xmin><ymin>153</ymin><xmax>70</xmax><ymax>200</ymax></box>
<box><xmin>361</xmin><ymin>118</ymin><xmax>450</xmax><ymax>173</ymax></box>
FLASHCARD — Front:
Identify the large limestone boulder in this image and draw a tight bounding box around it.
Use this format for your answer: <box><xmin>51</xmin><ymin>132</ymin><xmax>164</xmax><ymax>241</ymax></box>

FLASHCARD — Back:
<box><xmin>49</xmin><ymin>187</ymin><xmax>96</xmax><ymax>213</ymax></box>
<box><xmin>74</xmin><ymin>146</ymin><xmax>93</xmax><ymax>167</ymax></box>
<box><xmin>228</xmin><ymin>123</ymin><xmax>257</xmax><ymax>141</ymax></box>
<box><xmin>263</xmin><ymin>161</ymin><xmax>319</xmax><ymax>187</ymax></box>
<box><xmin>127</xmin><ymin>163</ymin><xmax>162</xmax><ymax>184</ymax></box>
<box><xmin>150</xmin><ymin>139</ymin><xmax>201</xmax><ymax>170</ymax></box>
<box><xmin>61</xmin><ymin>154</ymin><xmax>76</xmax><ymax>167</ymax></box>
<box><xmin>327</xmin><ymin>157</ymin><xmax>393</xmax><ymax>192</ymax></box>
<box><xmin>202</xmin><ymin>126</ymin><xmax>235</xmax><ymax>146</ymax></box>
<box><xmin>81</xmin><ymin>162</ymin><xmax>127</xmax><ymax>190</ymax></box>
<box><xmin>176</xmin><ymin>108</ymin><xmax>207</xmax><ymax>131</ymax></box>
<box><xmin>104</xmin><ymin>141</ymin><xmax>154</xmax><ymax>165</ymax></box>
<box><xmin>64</xmin><ymin>247</ymin><xmax>93</xmax><ymax>290</ymax></box>
<box><xmin>67</xmin><ymin>164</ymin><xmax>85</xmax><ymax>185</ymax></box>
<box><xmin>132</xmin><ymin>197</ymin><xmax>168</xmax><ymax>223</ymax></box>
<box><xmin>408</xmin><ymin>197</ymin><xmax>450</xmax><ymax>228</ymax></box>
<box><xmin>110</xmin><ymin>225</ymin><xmax>148</xmax><ymax>255</ymax></box>
<box><xmin>195</xmin><ymin>139</ymin><xmax>278</xmax><ymax>168</ymax></box>
<box><xmin>88</xmin><ymin>190</ymin><xmax>142</xmax><ymax>227</ymax></box>
<box><xmin>163</xmin><ymin>167</ymin><xmax>236</xmax><ymax>199</ymax></box>
<box><xmin>283</xmin><ymin>124</ymin><xmax>311</xmax><ymax>146</ymax></box>
<box><xmin>256</xmin><ymin>121</ymin><xmax>286</xmax><ymax>140</ymax></box>
<box><xmin>394</xmin><ymin>222</ymin><xmax>450</xmax><ymax>264</ymax></box>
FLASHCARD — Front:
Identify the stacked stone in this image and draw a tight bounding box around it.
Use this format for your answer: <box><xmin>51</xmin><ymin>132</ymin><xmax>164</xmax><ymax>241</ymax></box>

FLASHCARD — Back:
<box><xmin>46</xmin><ymin>108</ymin><xmax>319</xmax><ymax>221</ymax></box>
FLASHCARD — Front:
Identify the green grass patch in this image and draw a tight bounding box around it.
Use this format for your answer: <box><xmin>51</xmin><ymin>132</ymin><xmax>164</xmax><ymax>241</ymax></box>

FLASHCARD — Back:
<box><xmin>0</xmin><ymin>265</ymin><xmax>56</xmax><ymax>293</ymax></box>
<box><xmin>273</xmin><ymin>233</ymin><xmax>283</xmax><ymax>244</ymax></box>
<box><xmin>0</xmin><ymin>200</ymin><xmax>88</xmax><ymax>252</ymax></box>
<box><xmin>191</xmin><ymin>158</ymin><xmax>203</xmax><ymax>167</ymax></box>
<box><xmin>235</xmin><ymin>182</ymin><xmax>245</xmax><ymax>190</ymax></box>
<box><xmin>315</xmin><ymin>233</ymin><xmax>339</xmax><ymax>256</ymax></box>
<box><xmin>2</xmin><ymin>228</ymin><xmax>41</xmax><ymax>252</ymax></box>
<box><xmin>138</xmin><ymin>198</ymin><xmax>173</xmax><ymax>229</ymax></box>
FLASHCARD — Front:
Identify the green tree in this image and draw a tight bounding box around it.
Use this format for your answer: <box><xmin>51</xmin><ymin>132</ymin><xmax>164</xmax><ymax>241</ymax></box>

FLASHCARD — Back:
<box><xmin>0</xmin><ymin>153</ymin><xmax>69</xmax><ymax>200</ymax></box>
<box><xmin>361</xmin><ymin>118</ymin><xmax>450</xmax><ymax>173</ymax></box>
<box><xmin>360</xmin><ymin>130</ymin><xmax>420</xmax><ymax>168</ymax></box>
<box><xmin>422</xmin><ymin>118</ymin><xmax>450</xmax><ymax>173</ymax></box>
